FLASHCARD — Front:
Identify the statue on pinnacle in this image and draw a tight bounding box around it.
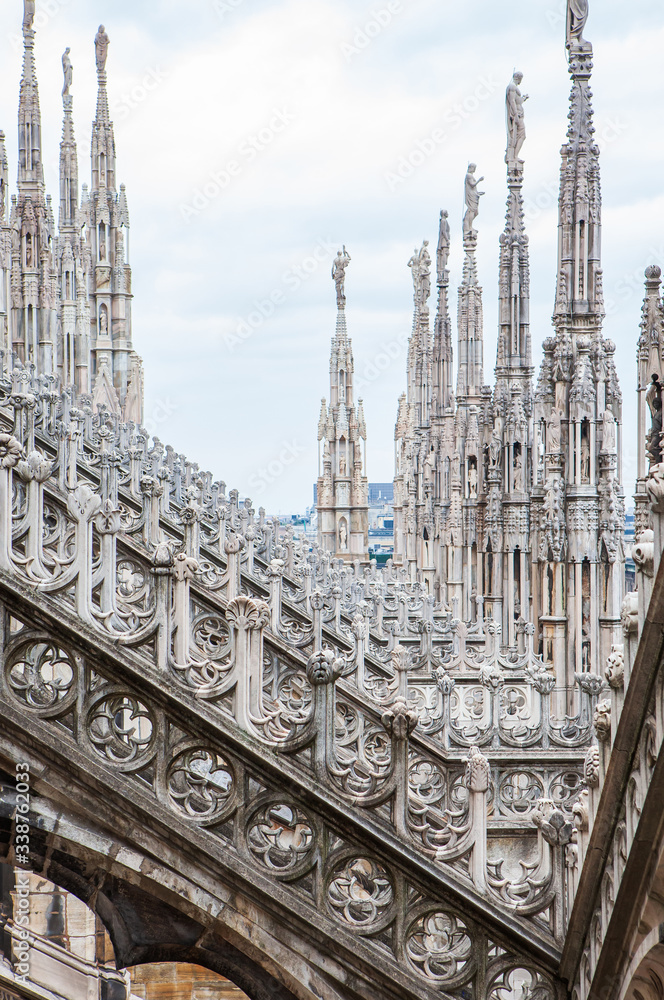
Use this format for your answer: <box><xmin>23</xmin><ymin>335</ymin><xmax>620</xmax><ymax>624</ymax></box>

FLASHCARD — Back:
<box><xmin>62</xmin><ymin>48</ymin><xmax>73</xmax><ymax>99</ymax></box>
<box><xmin>505</xmin><ymin>72</ymin><xmax>528</xmax><ymax>167</ymax></box>
<box><xmin>463</xmin><ymin>164</ymin><xmax>485</xmax><ymax>238</ymax></box>
<box><xmin>332</xmin><ymin>247</ymin><xmax>351</xmax><ymax>310</ymax></box>
<box><xmin>437</xmin><ymin>210</ymin><xmax>450</xmax><ymax>274</ymax></box>
<box><xmin>23</xmin><ymin>0</ymin><xmax>35</xmax><ymax>30</ymax></box>
<box><xmin>567</xmin><ymin>0</ymin><xmax>589</xmax><ymax>47</ymax></box>
<box><xmin>95</xmin><ymin>25</ymin><xmax>110</xmax><ymax>73</ymax></box>
<box><xmin>408</xmin><ymin>242</ymin><xmax>431</xmax><ymax>311</ymax></box>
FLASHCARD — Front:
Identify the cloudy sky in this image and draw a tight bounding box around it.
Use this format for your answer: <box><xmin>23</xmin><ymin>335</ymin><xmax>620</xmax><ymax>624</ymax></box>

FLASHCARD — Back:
<box><xmin>0</xmin><ymin>0</ymin><xmax>662</xmax><ymax>512</ymax></box>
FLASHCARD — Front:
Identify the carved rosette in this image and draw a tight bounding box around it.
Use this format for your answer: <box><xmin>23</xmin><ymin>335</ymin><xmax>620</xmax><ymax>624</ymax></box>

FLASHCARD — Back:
<box><xmin>326</xmin><ymin>857</ymin><xmax>394</xmax><ymax>930</ymax></box>
<box><xmin>166</xmin><ymin>746</ymin><xmax>235</xmax><ymax>822</ymax></box>
<box><xmin>405</xmin><ymin>910</ymin><xmax>474</xmax><ymax>985</ymax></box>
<box><xmin>247</xmin><ymin>803</ymin><xmax>316</xmax><ymax>875</ymax></box>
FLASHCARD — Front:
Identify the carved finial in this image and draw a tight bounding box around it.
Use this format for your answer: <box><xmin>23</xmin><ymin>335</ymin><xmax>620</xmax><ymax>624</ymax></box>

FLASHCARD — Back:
<box><xmin>95</xmin><ymin>24</ymin><xmax>110</xmax><ymax>74</ymax></box>
<box><xmin>462</xmin><ymin>164</ymin><xmax>484</xmax><ymax>239</ymax></box>
<box><xmin>505</xmin><ymin>72</ymin><xmax>528</xmax><ymax>167</ymax></box>
<box><xmin>331</xmin><ymin>246</ymin><xmax>351</xmax><ymax>310</ymax></box>
<box><xmin>566</xmin><ymin>0</ymin><xmax>589</xmax><ymax>48</ymax></box>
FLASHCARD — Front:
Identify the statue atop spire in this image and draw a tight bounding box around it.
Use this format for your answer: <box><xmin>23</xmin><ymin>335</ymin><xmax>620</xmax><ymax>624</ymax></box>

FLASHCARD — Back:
<box><xmin>505</xmin><ymin>71</ymin><xmax>528</xmax><ymax>167</ymax></box>
<box><xmin>95</xmin><ymin>25</ymin><xmax>110</xmax><ymax>74</ymax></box>
<box><xmin>62</xmin><ymin>48</ymin><xmax>72</xmax><ymax>101</ymax></box>
<box><xmin>408</xmin><ymin>241</ymin><xmax>431</xmax><ymax>313</ymax></box>
<box><xmin>437</xmin><ymin>210</ymin><xmax>450</xmax><ymax>276</ymax></box>
<box><xmin>23</xmin><ymin>0</ymin><xmax>35</xmax><ymax>31</ymax></box>
<box><xmin>463</xmin><ymin>164</ymin><xmax>484</xmax><ymax>239</ymax></box>
<box><xmin>566</xmin><ymin>0</ymin><xmax>589</xmax><ymax>48</ymax></box>
<box><xmin>331</xmin><ymin>246</ymin><xmax>351</xmax><ymax>310</ymax></box>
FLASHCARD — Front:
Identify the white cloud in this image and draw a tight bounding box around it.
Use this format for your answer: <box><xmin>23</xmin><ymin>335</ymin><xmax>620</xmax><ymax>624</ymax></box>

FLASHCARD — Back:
<box><xmin>0</xmin><ymin>0</ymin><xmax>662</xmax><ymax>511</ymax></box>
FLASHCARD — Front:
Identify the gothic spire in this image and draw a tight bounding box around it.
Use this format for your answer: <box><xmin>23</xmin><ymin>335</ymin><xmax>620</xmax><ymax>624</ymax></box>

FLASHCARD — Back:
<box><xmin>457</xmin><ymin>166</ymin><xmax>485</xmax><ymax>401</ymax></box>
<box><xmin>59</xmin><ymin>49</ymin><xmax>78</xmax><ymax>230</ymax></box>
<box><xmin>554</xmin><ymin>0</ymin><xmax>603</xmax><ymax>324</ymax></box>
<box><xmin>433</xmin><ymin>211</ymin><xmax>453</xmax><ymax>417</ymax></box>
<box><xmin>495</xmin><ymin>72</ymin><xmax>532</xmax><ymax>377</ymax></box>
<box><xmin>407</xmin><ymin>241</ymin><xmax>432</xmax><ymax>429</ymax></box>
<box><xmin>91</xmin><ymin>25</ymin><xmax>115</xmax><ymax>193</ymax></box>
<box><xmin>317</xmin><ymin>249</ymin><xmax>369</xmax><ymax>561</ymax></box>
<box><xmin>18</xmin><ymin>0</ymin><xmax>45</xmax><ymax>195</ymax></box>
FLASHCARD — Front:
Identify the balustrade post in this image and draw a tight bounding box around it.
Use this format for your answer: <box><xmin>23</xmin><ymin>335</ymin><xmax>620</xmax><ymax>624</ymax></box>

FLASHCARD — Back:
<box><xmin>381</xmin><ymin>698</ymin><xmax>418</xmax><ymax>840</ymax></box>
<box><xmin>533</xmin><ymin>800</ymin><xmax>575</xmax><ymax>941</ymax></box>
<box><xmin>152</xmin><ymin>542</ymin><xmax>173</xmax><ymax>670</ymax></box>
<box><xmin>464</xmin><ymin>746</ymin><xmax>491</xmax><ymax>894</ymax></box>
<box><xmin>15</xmin><ymin>450</ymin><xmax>52</xmax><ymax>579</ymax></box>
<box><xmin>224</xmin><ymin>532</ymin><xmax>245</xmax><ymax>600</ymax></box>
<box><xmin>172</xmin><ymin>551</ymin><xmax>199</xmax><ymax>665</ymax></box>
<box><xmin>268</xmin><ymin>555</ymin><xmax>285</xmax><ymax>632</ymax></box>
<box><xmin>141</xmin><ymin>475</ymin><xmax>163</xmax><ymax>548</ymax></box>
<box><xmin>66</xmin><ymin>484</ymin><xmax>103</xmax><ymax>623</ymax></box>
<box><xmin>226</xmin><ymin>596</ymin><xmax>271</xmax><ymax>732</ymax></box>
<box><xmin>0</xmin><ymin>435</ymin><xmax>24</xmax><ymax>571</ymax></box>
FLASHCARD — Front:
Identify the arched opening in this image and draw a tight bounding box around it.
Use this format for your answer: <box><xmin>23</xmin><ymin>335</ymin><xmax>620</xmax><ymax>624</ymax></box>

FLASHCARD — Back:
<box><xmin>99</xmin><ymin>222</ymin><xmax>107</xmax><ymax>262</ymax></box>
<box><xmin>130</xmin><ymin>962</ymin><xmax>248</xmax><ymax>997</ymax></box>
<box><xmin>0</xmin><ymin>865</ymin><xmax>251</xmax><ymax>998</ymax></box>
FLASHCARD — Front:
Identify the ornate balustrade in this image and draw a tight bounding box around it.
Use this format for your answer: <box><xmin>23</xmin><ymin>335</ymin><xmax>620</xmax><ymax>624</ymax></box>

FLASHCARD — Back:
<box><xmin>0</xmin><ymin>363</ymin><xmax>599</xmax><ymax>969</ymax></box>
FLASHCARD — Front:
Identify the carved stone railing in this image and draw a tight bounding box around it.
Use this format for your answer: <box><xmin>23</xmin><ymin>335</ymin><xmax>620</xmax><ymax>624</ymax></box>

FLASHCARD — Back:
<box><xmin>0</xmin><ymin>362</ymin><xmax>593</xmax><ymax>956</ymax></box>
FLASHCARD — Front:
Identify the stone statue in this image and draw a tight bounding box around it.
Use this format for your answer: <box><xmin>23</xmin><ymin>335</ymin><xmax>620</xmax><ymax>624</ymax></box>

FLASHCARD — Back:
<box><xmin>62</xmin><ymin>49</ymin><xmax>73</xmax><ymax>99</ymax></box>
<box><xmin>23</xmin><ymin>0</ymin><xmax>35</xmax><ymax>30</ymax></box>
<box><xmin>602</xmin><ymin>409</ymin><xmax>616</xmax><ymax>454</ymax></box>
<box><xmin>548</xmin><ymin>409</ymin><xmax>562</xmax><ymax>453</ymax></box>
<box><xmin>505</xmin><ymin>72</ymin><xmax>528</xmax><ymax>166</ymax></box>
<box><xmin>489</xmin><ymin>426</ymin><xmax>502</xmax><ymax>469</ymax></box>
<box><xmin>580</xmin><ymin>436</ymin><xmax>590</xmax><ymax>482</ymax></box>
<box><xmin>95</xmin><ymin>25</ymin><xmax>110</xmax><ymax>74</ymax></box>
<box><xmin>567</xmin><ymin>0</ymin><xmax>589</xmax><ymax>47</ymax></box>
<box><xmin>437</xmin><ymin>210</ymin><xmax>450</xmax><ymax>274</ymax></box>
<box><xmin>338</xmin><ymin>520</ymin><xmax>348</xmax><ymax>551</ymax></box>
<box><xmin>408</xmin><ymin>242</ymin><xmax>431</xmax><ymax>310</ymax></box>
<box><xmin>463</xmin><ymin>164</ymin><xmax>485</xmax><ymax>238</ymax></box>
<box><xmin>99</xmin><ymin>310</ymin><xmax>108</xmax><ymax>336</ymax></box>
<box><xmin>339</xmin><ymin>455</ymin><xmax>346</xmax><ymax>476</ymax></box>
<box><xmin>331</xmin><ymin>247</ymin><xmax>351</xmax><ymax>310</ymax></box>
<box><xmin>513</xmin><ymin>450</ymin><xmax>524</xmax><ymax>491</ymax></box>
<box><xmin>646</xmin><ymin>373</ymin><xmax>663</xmax><ymax>466</ymax></box>
<box><xmin>468</xmin><ymin>465</ymin><xmax>478</xmax><ymax>498</ymax></box>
